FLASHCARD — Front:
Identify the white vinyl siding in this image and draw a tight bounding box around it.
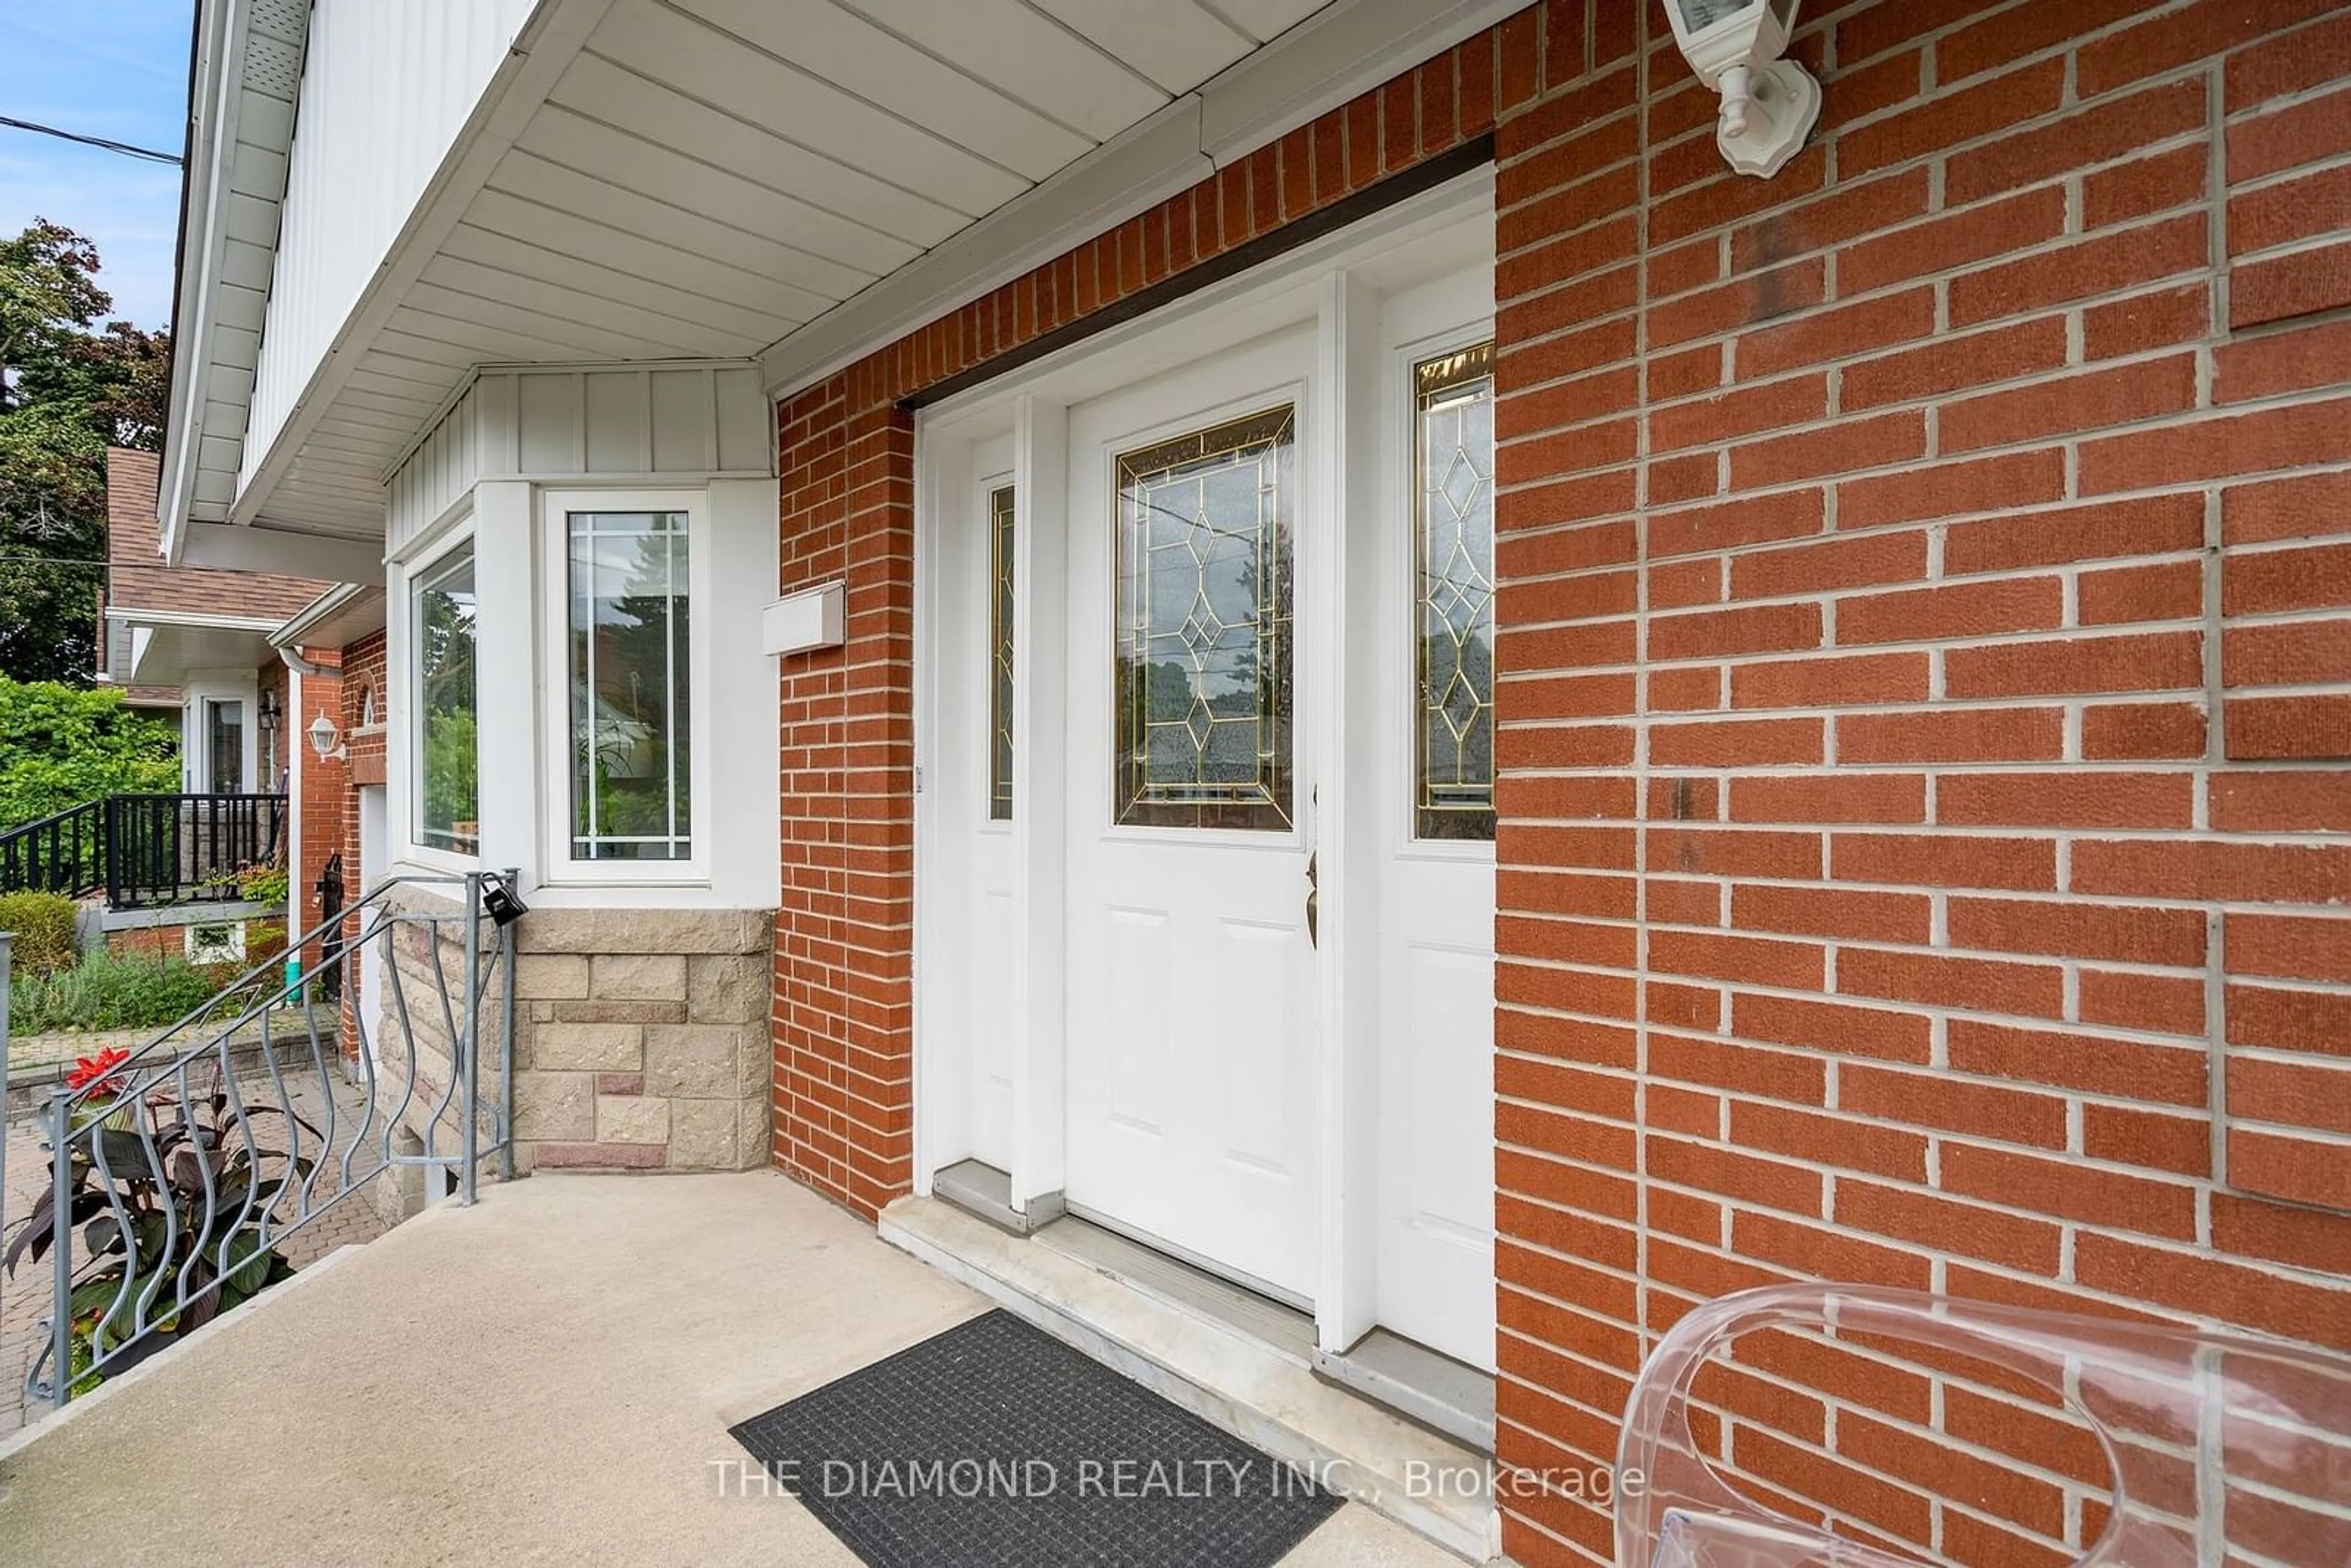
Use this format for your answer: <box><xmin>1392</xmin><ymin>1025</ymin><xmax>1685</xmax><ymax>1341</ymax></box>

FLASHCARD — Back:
<box><xmin>385</xmin><ymin>366</ymin><xmax>771</xmax><ymax>558</ymax></box>
<box><xmin>246</xmin><ymin>0</ymin><xmax>538</xmax><ymax>482</ymax></box>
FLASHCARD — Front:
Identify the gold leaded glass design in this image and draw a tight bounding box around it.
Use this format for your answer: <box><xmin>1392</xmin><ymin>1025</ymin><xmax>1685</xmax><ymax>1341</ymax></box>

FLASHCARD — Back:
<box><xmin>1114</xmin><ymin>405</ymin><xmax>1295</xmax><ymax>831</ymax></box>
<box><xmin>988</xmin><ymin>484</ymin><xmax>1015</xmax><ymax>821</ymax></box>
<box><xmin>1415</xmin><ymin>342</ymin><xmax>1496</xmax><ymax>841</ymax></box>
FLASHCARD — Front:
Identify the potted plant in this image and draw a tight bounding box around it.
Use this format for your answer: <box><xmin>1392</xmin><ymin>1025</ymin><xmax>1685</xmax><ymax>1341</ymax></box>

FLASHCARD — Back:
<box><xmin>2</xmin><ymin>1069</ymin><xmax>310</xmax><ymax>1392</ymax></box>
<box><xmin>235</xmin><ymin>860</ymin><xmax>291</xmax><ymax>911</ymax></box>
<box><xmin>64</xmin><ymin>1047</ymin><xmax>137</xmax><ymax>1131</ymax></box>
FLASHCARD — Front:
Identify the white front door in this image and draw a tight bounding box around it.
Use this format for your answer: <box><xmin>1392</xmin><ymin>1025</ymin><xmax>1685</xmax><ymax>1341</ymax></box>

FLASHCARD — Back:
<box><xmin>1060</xmin><ymin>327</ymin><xmax>1322</xmax><ymax>1304</ymax></box>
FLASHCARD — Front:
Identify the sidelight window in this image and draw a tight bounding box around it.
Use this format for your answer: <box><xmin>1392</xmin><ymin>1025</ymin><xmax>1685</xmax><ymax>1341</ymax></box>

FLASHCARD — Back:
<box><xmin>1413</xmin><ymin>342</ymin><xmax>1497</xmax><ymax>842</ymax></box>
<box><xmin>989</xmin><ymin>484</ymin><xmax>1015</xmax><ymax>822</ymax></box>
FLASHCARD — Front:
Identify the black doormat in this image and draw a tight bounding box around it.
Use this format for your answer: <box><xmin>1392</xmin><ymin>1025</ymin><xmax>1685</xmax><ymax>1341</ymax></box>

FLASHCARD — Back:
<box><xmin>729</xmin><ymin>1310</ymin><xmax>1344</xmax><ymax>1567</ymax></box>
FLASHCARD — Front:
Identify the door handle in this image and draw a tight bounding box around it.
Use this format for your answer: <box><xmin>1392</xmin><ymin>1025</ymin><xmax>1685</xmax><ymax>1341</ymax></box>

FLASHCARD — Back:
<box><xmin>1305</xmin><ymin>850</ymin><xmax>1318</xmax><ymax>949</ymax></box>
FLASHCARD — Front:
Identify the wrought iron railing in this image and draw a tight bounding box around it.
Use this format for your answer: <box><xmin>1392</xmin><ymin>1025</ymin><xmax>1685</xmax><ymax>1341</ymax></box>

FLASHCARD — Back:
<box><xmin>0</xmin><ymin>800</ymin><xmax>107</xmax><ymax>899</ymax></box>
<box><xmin>0</xmin><ymin>793</ymin><xmax>288</xmax><ymax>910</ymax></box>
<box><xmin>4</xmin><ymin>869</ymin><xmax>522</xmax><ymax>1409</ymax></box>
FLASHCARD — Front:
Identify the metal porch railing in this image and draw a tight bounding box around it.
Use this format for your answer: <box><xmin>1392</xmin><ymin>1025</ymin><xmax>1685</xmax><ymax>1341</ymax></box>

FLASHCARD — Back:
<box><xmin>2</xmin><ymin>869</ymin><xmax>523</xmax><ymax>1409</ymax></box>
<box><xmin>0</xmin><ymin>801</ymin><xmax>106</xmax><ymax>900</ymax></box>
<box><xmin>0</xmin><ymin>793</ymin><xmax>288</xmax><ymax>910</ymax></box>
<box><xmin>104</xmin><ymin>793</ymin><xmax>288</xmax><ymax>909</ymax></box>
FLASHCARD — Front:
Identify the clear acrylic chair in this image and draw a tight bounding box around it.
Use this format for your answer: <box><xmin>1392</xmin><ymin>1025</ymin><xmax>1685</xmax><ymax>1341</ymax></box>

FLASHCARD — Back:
<box><xmin>1614</xmin><ymin>1283</ymin><xmax>2351</xmax><ymax>1567</ymax></box>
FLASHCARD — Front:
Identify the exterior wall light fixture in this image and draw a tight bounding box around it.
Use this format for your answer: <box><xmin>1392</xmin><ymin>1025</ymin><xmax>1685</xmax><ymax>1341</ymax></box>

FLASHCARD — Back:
<box><xmin>307</xmin><ymin>712</ymin><xmax>343</xmax><ymax>760</ymax></box>
<box><xmin>1663</xmin><ymin>0</ymin><xmax>1821</xmax><ymax>179</ymax></box>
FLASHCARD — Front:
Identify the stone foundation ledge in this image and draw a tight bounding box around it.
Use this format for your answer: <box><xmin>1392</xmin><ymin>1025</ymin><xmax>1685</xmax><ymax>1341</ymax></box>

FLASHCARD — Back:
<box><xmin>378</xmin><ymin>887</ymin><xmax>773</xmax><ymax>1175</ymax></box>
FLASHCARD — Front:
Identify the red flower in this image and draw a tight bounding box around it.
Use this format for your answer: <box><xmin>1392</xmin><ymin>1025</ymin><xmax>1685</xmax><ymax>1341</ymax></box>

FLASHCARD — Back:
<box><xmin>66</xmin><ymin>1047</ymin><xmax>131</xmax><ymax>1095</ymax></box>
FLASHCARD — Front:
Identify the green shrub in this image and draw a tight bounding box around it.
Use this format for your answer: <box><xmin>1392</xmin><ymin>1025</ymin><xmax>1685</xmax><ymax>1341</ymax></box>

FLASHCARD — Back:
<box><xmin>9</xmin><ymin>948</ymin><xmax>227</xmax><ymax>1034</ymax></box>
<box><xmin>0</xmin><ymin>888</ymin><xmax>81</xmax><ymax>975</ymax></box>
<box><xmin>236</xmin><ymin>862</ymin><xmax>290</xmax><ymax>909</ymax></box>
<box><xmin>0</xmin><ymin>678</ymin><xmax>181</xmax><ymax>832</ymax></box>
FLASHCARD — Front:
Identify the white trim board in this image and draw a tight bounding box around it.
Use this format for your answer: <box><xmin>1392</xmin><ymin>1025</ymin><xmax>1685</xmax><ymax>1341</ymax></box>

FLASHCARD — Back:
<box><xmin>103</xmin><ymin>608</ymin><xmax>283</xmax><ymax>634</ymax></box>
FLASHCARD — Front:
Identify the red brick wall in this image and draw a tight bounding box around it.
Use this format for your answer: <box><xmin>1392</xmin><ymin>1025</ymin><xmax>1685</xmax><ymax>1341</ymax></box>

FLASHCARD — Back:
<box><xmin>105</xmin><ymin>924</ymin><xmax>182</xmax><ymax>963</ymax></box>
<box><xmin>336</xmin><ymin>632</ymin><xmax>388</xmax><ymax>1055</ymax></box>
<box><xmin>1488</xmin><ymin>3</ymin><xmax>2351</xmax><ymax>1562</ymax></box>
<box><xmin>770</xmin><ymin>2</ymin><xmax>2351</xmax><ymax>1559</ymax></box>
<box><xmin>292</xmin><ymin>656</ymin><xmax>345</xmax><ymax>966</ymax></box>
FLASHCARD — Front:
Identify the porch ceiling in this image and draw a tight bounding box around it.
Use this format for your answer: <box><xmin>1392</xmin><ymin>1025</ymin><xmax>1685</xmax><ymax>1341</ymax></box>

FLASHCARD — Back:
<box><xmin>113</xmin><ymin>612</ymin><xmax>280</xmax><ymax>686</ymax></box>
<box><xmin>252</xmin><ymin>0</ymin><xmax>1349</xmax><ymax>542</ymax></box>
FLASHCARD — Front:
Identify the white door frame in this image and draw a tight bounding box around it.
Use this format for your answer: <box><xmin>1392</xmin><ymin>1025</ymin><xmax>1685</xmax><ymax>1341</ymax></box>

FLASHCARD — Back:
<box><xmin>356</xmin><ymin>782</ymin><xmax>389</xmax><ymax>1070</ymax></box>
<box><xmin>910</xmin><ymin>166</ymin><xmax>1496</xmax><ymax>1352</ymax></box>
<box><xmin>182</xmin><ymin>671</ymin><xmax>261</xmax><ymax>793</ymax></box>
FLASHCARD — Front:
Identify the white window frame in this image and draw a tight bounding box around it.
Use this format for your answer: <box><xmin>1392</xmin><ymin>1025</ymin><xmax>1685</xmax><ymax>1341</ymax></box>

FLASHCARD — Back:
<box><xmin>536</xmin><ymin>486</ymin><xmax>714</xmax><ymax>888</ymax></box>
<box><xmin>399</xmin><ymin>524</ymin><xmax>481</xmax><ymax>872</ymax></box>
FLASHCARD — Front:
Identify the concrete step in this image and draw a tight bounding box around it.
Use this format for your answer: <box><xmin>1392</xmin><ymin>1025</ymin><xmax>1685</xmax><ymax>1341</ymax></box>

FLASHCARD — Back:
<box><xmin>880</xmin><ymin>1195</ymin><xmax>1499</xmax><ymax>1563</ymax></box>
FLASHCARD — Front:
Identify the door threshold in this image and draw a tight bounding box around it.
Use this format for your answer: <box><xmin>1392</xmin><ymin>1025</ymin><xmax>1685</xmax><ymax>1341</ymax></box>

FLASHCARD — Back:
<box><xmin>930</xmin><ymin>1158</ymin><xmax>1063</xmax><ymax>1236</ymax></box>
<box><xmin>1035</xmin><ymin>1211</ymin><xmax>1319</xmax><ymax>1364</ymax></box>
<box><xmin>881</xmin><ymin>1194</ymin><xmax>1500</xmax><ymax>1564</ymax></box>
<box><xmin>1313</xmin><ymin>1329</ymin><xmax>1496</xmax><ymax>1455</ymax></box>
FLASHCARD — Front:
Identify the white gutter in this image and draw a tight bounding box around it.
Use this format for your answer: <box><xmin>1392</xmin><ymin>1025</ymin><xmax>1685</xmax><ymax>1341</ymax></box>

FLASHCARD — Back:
<box><xmin>157</xmin><ymin>0</ymin><xmax>250</xmax><ymax>566</ymax></box>
<box><xmin>103</xmin><ymin>607</ymin><xmax>281</xmax><ymax>633</ymax></box>
<box><xmin>267</xmin><ymin>582</ymin><xmax>387</xmax><ymax>672</ymax></box>
<box><xmin>269</xmin><ymin>582</ymin><xmax>369</xmax><ymax>648</ymax></box>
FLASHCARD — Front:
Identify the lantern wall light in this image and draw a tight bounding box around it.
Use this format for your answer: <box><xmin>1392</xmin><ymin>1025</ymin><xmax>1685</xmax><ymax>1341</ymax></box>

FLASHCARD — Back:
<box><xmin>1663</xmin><ymin>0</ymin><xmax>1821</xmax><ymax>179</ymax></box>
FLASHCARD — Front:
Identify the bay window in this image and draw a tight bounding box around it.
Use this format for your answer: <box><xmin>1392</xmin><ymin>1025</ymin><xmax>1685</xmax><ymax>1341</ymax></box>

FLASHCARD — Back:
<box><xmin>542</xmin><ymin>490</ymin><xmax>707</xmax><ymax>880</ymax></box>
<box><xmin>412</xmin><ymin>539</ymin><xmax>480</xmax><ymax>856</ymax></box>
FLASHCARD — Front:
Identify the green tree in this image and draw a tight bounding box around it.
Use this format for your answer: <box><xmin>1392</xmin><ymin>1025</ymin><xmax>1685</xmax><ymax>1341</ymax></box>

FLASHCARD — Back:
<box><xmin>0</xmin><ymin>222</ymin><xmax>110</xmax><ymax>400</ymax></box>
<box><xmin>0</xmin><ymin>221</ymin><xmax>172</xmax><ymax>685</ymax></box>
<box><xmin>0</xmin><ymin>677</ymin><xmax>181</xmax><ymax>831</ymax></box>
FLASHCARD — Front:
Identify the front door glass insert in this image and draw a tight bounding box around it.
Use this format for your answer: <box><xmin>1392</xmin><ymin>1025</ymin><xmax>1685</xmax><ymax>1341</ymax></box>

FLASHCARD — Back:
<box><xmin>1112</xmin><ymin>405</ymin><xmax>1295</xmax><ymax>831</ymax></box>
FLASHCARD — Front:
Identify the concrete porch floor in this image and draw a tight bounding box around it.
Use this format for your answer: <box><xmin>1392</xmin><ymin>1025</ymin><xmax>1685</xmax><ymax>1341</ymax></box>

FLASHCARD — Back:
<box><xmin>0</xmin><ymin>1171</ymin><xmax>1461</xmax><ymax>1567</ymax></box>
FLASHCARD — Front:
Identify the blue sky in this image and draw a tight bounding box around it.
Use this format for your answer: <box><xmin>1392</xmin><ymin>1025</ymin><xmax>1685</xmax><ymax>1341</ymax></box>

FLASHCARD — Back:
<box><xmin>1</xmin><ymin>2</ymin><xmax>193</xmax><ymax>329</ymax></box>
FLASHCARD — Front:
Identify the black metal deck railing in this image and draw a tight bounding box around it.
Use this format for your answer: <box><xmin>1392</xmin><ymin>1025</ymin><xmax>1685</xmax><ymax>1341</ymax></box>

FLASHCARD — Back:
<box><xmin>0</xmin><ymin>794</ymin><xmax>287</xmax><ymax>911</ymax></box>
<box><xmin>0</xmin><ymin>801</ymin><xmax>107</xmax><ymax>900</ymax></box>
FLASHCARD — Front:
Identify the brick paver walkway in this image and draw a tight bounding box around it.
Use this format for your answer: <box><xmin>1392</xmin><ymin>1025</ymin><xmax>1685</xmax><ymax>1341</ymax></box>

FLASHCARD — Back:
<box><xmin>1</xmin><ymin>1064</ymin><xmax>391</xmax><ymax>1439</ymax></box>
<box><xmin>7</xmin><ymin>1007</ymin><xmax>324</xmax><ymax>1076</ymax></box>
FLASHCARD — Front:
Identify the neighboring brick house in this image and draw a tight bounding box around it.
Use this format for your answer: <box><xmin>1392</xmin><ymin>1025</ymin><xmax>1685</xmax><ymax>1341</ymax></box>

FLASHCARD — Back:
<box><xmin>99</xmin><ymin>447</ymin><xmax>325</xmax><ymax>790</ymax></box>
<box><xmin>156</xmin><ymin>2</ymin><xmax>2351</xmax><ymax>1563</ymax></box>
<box><xmin>96</xmin><ymin>445</ymin><xmax>343</xmax><ymax>949</ymax></box>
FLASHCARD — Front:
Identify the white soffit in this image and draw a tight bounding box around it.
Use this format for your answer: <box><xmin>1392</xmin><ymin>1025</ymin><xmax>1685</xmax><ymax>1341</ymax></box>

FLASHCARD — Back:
<box><xmin>755</xmin><ymin>0</ymin><xmax>1524</xmax><ymax>398</ymax></box>
<box><xmin>217</xmin><ymin>0</ymin><xmax>1512</xmax><ymax>540</ymax></box>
